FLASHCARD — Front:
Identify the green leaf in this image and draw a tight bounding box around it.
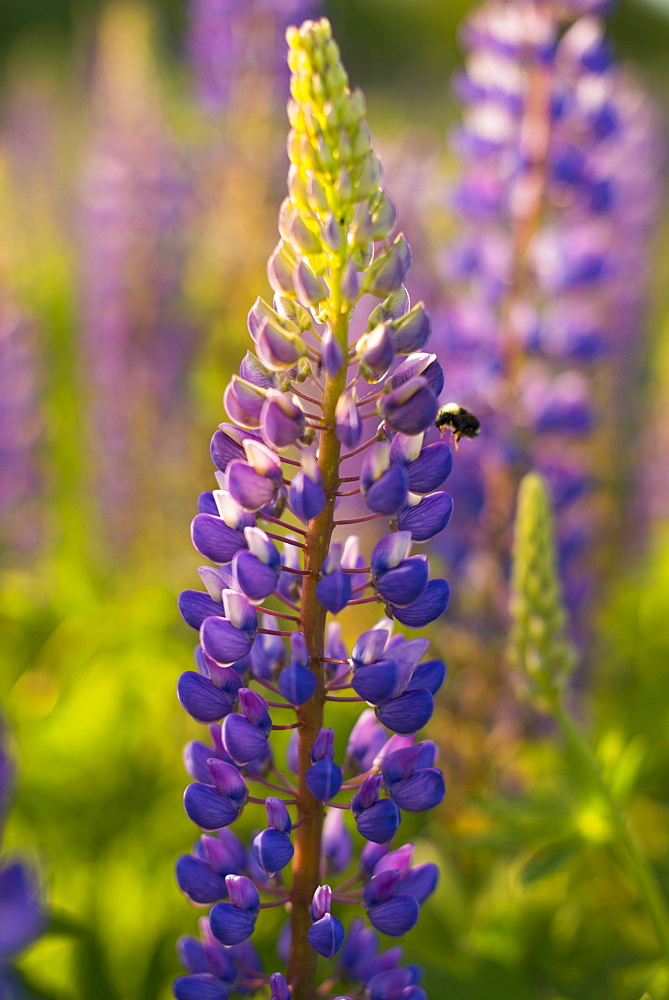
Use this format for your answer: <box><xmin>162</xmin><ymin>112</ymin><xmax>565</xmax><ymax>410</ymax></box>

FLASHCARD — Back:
<box><xmin>519</xmin><ymin>836</ymin><xmax>579</xmax><ymax>885</ymax></box>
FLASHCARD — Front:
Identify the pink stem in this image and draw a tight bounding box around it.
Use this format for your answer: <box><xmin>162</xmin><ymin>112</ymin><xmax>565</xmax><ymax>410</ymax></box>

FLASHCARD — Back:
<box><xmin>340</xmin><ymin>435</ymin><xmax>379</xmax><ymax>462</ymax></box>
<box><xmin>334</xmin><ymin>512</ymin><xmax>383</xmax><ymax>525</ymax></box>
<box><xmin>265</xmin><ymin>532</ymin><xmax>305</xmax><ymax>548</ymax></box>
<box><xmin>260</xmin><ymin>515</ymin><xmax>307</xmax><ymax>537</ymax></box>
<box><xmin>248</xmin><ymin>796</ymin><xmax>297</xmax><ymax>805</ymax></box>
<box><xmin>276</xmin><ymin>593</ymin><xmax>302</xmax><ymax>613</ymax></box>
<box><xmin>292</xmin><ymin>387</ymin><xmax>323</xmax><ymax>407</ymax></box>
<box><xmin>256</xmin><ymin>607</ymin><xmax>301</xmax><ymax>623</ymax></box>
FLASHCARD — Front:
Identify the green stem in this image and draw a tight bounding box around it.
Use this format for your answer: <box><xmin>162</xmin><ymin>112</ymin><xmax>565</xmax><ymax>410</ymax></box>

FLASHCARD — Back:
<box><xmin>287</xmin><ymin>259</ymin><xmax>348</xmax><ymax>1000</ymax></box>
<box><xmin>552</xmin><ymin>696</ymin><xmax>669</xmax><ymax>964</ymax></box>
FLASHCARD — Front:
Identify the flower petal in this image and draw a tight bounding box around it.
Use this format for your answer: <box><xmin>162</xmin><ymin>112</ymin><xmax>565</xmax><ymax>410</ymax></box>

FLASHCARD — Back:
<box><xmin>210</xmin><ymin>426</ymin><xmax>253</xmax><ymax>472</ymax></box>
<box><xmin>307</xmin><ymin>914</ymin><xmax>345</xmax><ymax>958</ymax></box>
<box><xmin>209</xmin><ymin>903</ymin><xmax>257</xmax><ymax>946</ymax></box>
<box><xmin>175</xmin><ymin>855</ymin><xmax>228</xmax><ymax>905</ymax></box>
<box><xmin>179</xmin><ymin>591</ymin><xmax>224</xmax><ymax>631</ymax></box>
<box><xmin>305</xmin><ymin>759</ymin><xmax>343</xmax><ymax>803</ymax></box>
<box><xmin>367</xmin><ymin>895</ymin><xmax>419</xmax><ymax>936</ymax></box>
<box><xmin>406</xmin><ymin>440</ymin><xmax>453</xmax><ymax>494</ymax></box>
<box><xmin>376</xmin><ymin>557</ymin><xmax>428</xmax><ymax>608</ymax></box>
<box><xmin>252</xmin><ymin>829</ymin><xmax>294</xmax><ymax>877</ymax></box>
<box><xmin>388</xmin><ymin>767</ymin><xmax>445</xmax><ymax>812</ymax></box>
<box><xmin>398</xmin><ymin>862</ymin><xmax>439</xmax><ymax>903</ymax></box>
<box><xmin>173</xmin><ymin>974</ymin><xmax>231</xmax><ymax>1000</ymax></box>
<box><xmin>192</xmin><ymin>515</ymin><xmax>246</xmax><ymax>564</ymax></box>
<box><xmin>377</xmin><ymin>689</ymin><xmax>434</xmax><ymax>736</ymax></box>
<box><xmin>183</xmin><ymin>783</ymin><xmax>242</xmax><ymax>831</ymax></box>
<box><xmin>392</xmin><ymin>579</ymin><xmax>450</xmax><ymax>627</ymax></box>
<box><xmin>370</xmin><ymin>532</ymin><xmax>413</xmax><ymax>575</ymax></box>
<box><xmin>364</xmin><ymin>465</ymin><xmax>409</xmax><ymax>516</ymax></box>
<box><xmin>289</xmin><ymin>469</ymin><xmax>326</xmax><ymax>522</ymax></box>
<box><xmin>352</xmin><ymin>660</ymin><xmax>400</xmax><ymax>706</ymax></box>
<box><xmin>379</xmin><ymin>377</ymin><xmax>438</xmax><ymax>435</ymax></box>
<box><xmin>316</xmin><ymin>571</ymin><xmax>352</xmax><ymax>614</ymax></box>
<box><xmin>177</xmin><ymin>672</ymin><xmax>235</xmax><ymax>723</ymax></box>
<box><xmin>355</xmin><ymin>798</ymin><xmax>401</xmax><ymax>844</ymax></box>
<box><xmin>228</xmin><ymin>461</ymin><xmax>277</xmax><ymax>511</ymax></box>
<box><xmin>407</xmin><ymin>659</ymin><xmax>446</xmax><ymax>694</ymax></box>
<box><xmin>397</xmin><ymin>492</ymin><xmax>453</xmax><ymax>541</ymax></box>
<box><xmin>351</xmin><ymin>628</ymin><xmax>390</xmax><ymax>666</ymax></box>
<box><xmin>278</xmin><ymin>663</ymin><xmax>317</xmax><ymax>706</ymax></box>
<box><xmin>201</xmin><ymin>617</ymin><xmax>253</xmax><ymax>665</ymax></box>
<box><xmin>233</xmin><ymin>551</ymin><xmax>278</xmax><ymax>602</ymax></box>
<box><xmin>0</xmin><ymin>862</ymin><xmax>45</xmax><ymax>959</ymax></box>
<box><xmin>176</xmin><ymin>936</ymin><xmax>209</xmax><ymax>974</ymax></box>
<box><xmin>221</xmin><ymin>714</ymin><xmax>269</xmax><ymax>766</ymax></box>
<box><xmin>183</xmin><ymin>739</ymin><xmax>231</xmax><ymax>783</ymax></box>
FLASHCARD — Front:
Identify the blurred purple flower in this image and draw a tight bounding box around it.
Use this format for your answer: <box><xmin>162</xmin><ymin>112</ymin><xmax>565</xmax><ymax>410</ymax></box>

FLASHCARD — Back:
<box><xmin>78</xmin><ymin>5</ymin><xmax>195</xmax><ymax>552</ymax></box>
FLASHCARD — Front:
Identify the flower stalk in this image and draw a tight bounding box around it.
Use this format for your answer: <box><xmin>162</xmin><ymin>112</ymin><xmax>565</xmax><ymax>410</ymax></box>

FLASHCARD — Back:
<box><xmin>290</xmin><ymin>262</ymin><xmax>348</xmax><ymax>1000</ymax></box>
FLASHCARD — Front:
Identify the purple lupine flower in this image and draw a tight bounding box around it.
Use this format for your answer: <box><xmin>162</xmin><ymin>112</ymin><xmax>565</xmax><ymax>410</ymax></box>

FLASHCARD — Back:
<box><xmin>428</xmin><ymin>0</ymin><xmax>661</xmax><ymax>649</ymax></box>
<box><xmin>78</xmin><ymin>5</ymin><xmax>193</xmax><ymax>553</ymax></box>
<box><xmin>0</xmin><ymin>303</ymin><xmax>44</xmax><ymax>561</ymax></box>
<box><xmin>0</xmin><ymin>722</ymin><xmax>47</xmax><ymax>988</ymax></box>
<box><xmin>188</xmin><ymin>0</ymin><xmax>322</xmax><ymax>115</ymax></box>
<box><xmin>174</xmin><ymin>18</ymin><xmax>463</xmax><ymax>1000</ymax></box>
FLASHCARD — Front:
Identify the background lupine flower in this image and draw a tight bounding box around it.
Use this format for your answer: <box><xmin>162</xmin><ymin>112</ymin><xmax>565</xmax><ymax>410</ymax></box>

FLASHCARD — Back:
<box><xmin>188</xmin><ymin>0</ymin><xmax>322</xmax><ymax>115</ymax></box>
<box><xmin>78</xmin><ymin>3</ymin><xmax>193</xmax><ymax>555</ymax></box>
<box><xmin>175</xmin><ymin>19</ymin><xmax>458</xmax><ymax>1000</ymax></box>
<box><xmin>0</xmin><ymin>300</ymin><xmax>43</xmax><ymax>563</ymax></box>
<box><xmin>0</xmin><ymin>146</ymin><xmax>45</xmax><ymax>564</ymax></box>
<box><xmin>437</xmin><ymin>0</ymin><xmax>661</xmax><ymax>629</ymax></box>
<box><xmin>0</xmin><ymin>723</ymin><xmax>47</xmax><ymax>994</ymax></box>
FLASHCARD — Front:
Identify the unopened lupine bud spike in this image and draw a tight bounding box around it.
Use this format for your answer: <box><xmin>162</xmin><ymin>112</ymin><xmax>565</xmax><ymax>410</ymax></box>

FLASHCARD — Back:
<box><xmin>509</xmin><ymin>473</ymin><xmax>576</xmax><ymax>701</ymax></box>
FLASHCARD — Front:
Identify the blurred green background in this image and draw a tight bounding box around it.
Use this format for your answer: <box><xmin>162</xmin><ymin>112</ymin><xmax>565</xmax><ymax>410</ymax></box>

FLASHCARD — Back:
<box><xmin>1</xmin><ymin>1</ymin><xmax>669</xmax><ymax>999</ymax></box>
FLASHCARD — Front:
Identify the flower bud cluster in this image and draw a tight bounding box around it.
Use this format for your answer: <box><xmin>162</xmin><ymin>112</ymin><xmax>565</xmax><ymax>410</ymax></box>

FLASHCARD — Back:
<box><xmin>174</xmin><ymin>18</ymin><xmax>458</xmax><ymax>1000</ymax></box>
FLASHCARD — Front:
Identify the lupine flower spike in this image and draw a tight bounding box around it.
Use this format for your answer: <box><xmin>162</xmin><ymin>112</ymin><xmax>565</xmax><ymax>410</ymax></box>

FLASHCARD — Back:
<box><xmin>175</xmin><ymin>18</ymin><xmax>457</xmax><ymax>1000</ymax></box>
<box><xmin>508</xmin><ymin>473</ymin><xmax>575</xmax><ymax>706</ymax></box>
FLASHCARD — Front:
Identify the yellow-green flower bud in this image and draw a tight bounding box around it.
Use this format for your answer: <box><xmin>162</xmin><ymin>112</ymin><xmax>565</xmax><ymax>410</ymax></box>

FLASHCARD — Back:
<box><xmin>286</xmin><ymin>18</ymin><xmax>384</xmax><ymax>231</ymax></box>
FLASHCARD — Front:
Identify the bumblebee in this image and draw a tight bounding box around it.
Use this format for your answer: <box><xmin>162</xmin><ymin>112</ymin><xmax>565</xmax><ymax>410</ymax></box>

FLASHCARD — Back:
<box><xmin>435</xmin><ymin>403</ymin><xmax>481</xmax><ymax>447</ymax></box>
